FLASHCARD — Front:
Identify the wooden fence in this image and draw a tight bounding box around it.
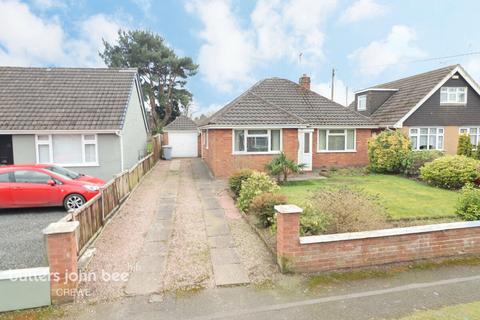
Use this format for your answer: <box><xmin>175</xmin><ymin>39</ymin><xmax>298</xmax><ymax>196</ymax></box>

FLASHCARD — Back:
<box><xmin>66</xmin><ymin>134</ymin><xmax>162</xmax><ymax>255</ymax></box>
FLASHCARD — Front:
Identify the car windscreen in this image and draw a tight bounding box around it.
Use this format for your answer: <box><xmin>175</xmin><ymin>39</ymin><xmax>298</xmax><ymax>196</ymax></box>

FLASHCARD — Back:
<box><xmin>45</xmin><ymin>166</ymin><xmax>80</xmax><ymax>180</ymax></box>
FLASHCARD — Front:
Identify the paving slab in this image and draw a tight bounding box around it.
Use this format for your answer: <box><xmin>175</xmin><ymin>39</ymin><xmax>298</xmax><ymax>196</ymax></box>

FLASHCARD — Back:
<box><xmin>206</xmin><ymin>222</ymin><xmax>231</xmax><ymax>237</ymax></box>
<box><xmin>210</xmin><ymin>248</ymin><xmax>241</xmax><ymax>265</ymax></box>
<box><xmin>141</xmin><ymin>241</ymin><xmax>168</xmax><ymax>256</ymax></box>
<box><xmin>124</xmin><ymin>271</ymin><xmax>163</xmax><ymax>296</ymax></box>
<box><xmin>135</xmin><ymin>255</ymin><xmax>166</xmax><ymax>273</ymax></box>
<box><xmin>212</xmin><ymin>263</ymin><xmax>250</xmax><ymax>286</ymax></box>
<box><xmin>208</xmin><ymin>235</ymin><xmax>236</xmax><ymax>248</ymax></box>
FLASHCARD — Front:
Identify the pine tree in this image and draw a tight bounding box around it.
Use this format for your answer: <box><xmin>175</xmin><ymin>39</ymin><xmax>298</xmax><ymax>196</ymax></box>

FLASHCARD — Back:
<box><xmin>457</xmin><ymin>134</ymin><xmax>473</xmax><ymax>157</ymax></box>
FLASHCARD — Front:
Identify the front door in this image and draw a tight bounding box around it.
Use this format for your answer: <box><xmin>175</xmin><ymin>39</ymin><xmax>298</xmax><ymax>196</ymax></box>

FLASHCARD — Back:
<box><xmin>0</xmin><ymin>135</ymin><xmax>13</xmax><ymax>165</ymax></box>
<box><xmin>298</xmin><ymin>129</ymin><xmax>313</xmax><ymax>171</ymax></box>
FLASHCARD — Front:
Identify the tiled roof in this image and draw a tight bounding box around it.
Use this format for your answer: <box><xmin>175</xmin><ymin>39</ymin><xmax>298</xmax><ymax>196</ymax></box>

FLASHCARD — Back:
<box><xmin>367</xmin><ymin>65</ymin><xmax>458</xmax><ymax>126</ymax></box>
<box><xmin>203</xmin><ymin>78</ymin><xmax>375</xmax><ymax>127</ymax></box>
<box><xmin>0</xmin><ymin>67</ymin><xmax>138</xmax><ymax>131</ymax></box>
<box><xmin>164</xmin><ymin>115</ymin><xmax>198</xmax><ymax>130</ymax></box>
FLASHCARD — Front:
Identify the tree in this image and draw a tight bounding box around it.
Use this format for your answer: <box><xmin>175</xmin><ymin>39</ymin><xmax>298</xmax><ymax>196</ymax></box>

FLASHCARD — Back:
<box><xmin>457</xmin><ymin>134</ymin><xmax>473</xmax><ymax>157</ymax></box>
<box><xmin>266</xmin><ymin>152</ymin><xmax>305</xmax><ymax>183</ymax></box>
<box><xmin>100</xmin><ymin>30</ymin><xmax>198</xmax><ymax>129</ymax></box>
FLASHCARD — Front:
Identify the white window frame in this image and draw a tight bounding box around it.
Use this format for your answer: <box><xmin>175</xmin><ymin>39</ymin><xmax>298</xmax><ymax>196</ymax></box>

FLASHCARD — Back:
<box><xmin>459</xmin><ymin>127</ymin><xmax>480</xmax><ymax>148</ymax></box>
<box><xmin>357</xmin><ymin>95</ymin><xmax>367</xmax><ymax>111</ymax></box>
<box><xmin>440</xmin><ymin>87</ymin><xmax>467</xmax><ymax>104</ymax></box>
<box><xmin>232</xmin><ymin>129</ymin><xmax>282</xmax><ymax>155</ymax></box>
<box><xmin>409</xmin><ymin>127</ymin><xmax>444</xmax><ymax>151</ymax></box>
<box><xmin>35</xmin><ymin>133</ymin><xmax>99</xmax><ymax>167</ymax></box>
<box><xmin>317</xmin><ymin>129</ymin><xmax>356</xmax><ymax>153</ymax></box>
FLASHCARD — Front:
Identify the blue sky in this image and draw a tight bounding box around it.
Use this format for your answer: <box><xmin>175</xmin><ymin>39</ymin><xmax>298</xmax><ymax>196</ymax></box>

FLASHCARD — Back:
<box><xmin>1</xmin><ymin>0</ymin><xmax>480</xmax><ymax>116</ymax></box>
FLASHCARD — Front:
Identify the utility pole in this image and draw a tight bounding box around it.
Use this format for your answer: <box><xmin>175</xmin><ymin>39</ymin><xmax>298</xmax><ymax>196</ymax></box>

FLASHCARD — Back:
<box><xmin>331</xmin><ymin>68</ymin><xmax>335</xmax><ymax>101</ymax></box>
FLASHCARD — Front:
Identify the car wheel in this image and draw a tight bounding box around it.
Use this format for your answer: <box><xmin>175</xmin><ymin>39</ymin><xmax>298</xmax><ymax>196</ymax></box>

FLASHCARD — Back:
<box><xmin>64</xmin><ymin>194</ymin><xmax>86</xmax><ymax>210</ymax></box>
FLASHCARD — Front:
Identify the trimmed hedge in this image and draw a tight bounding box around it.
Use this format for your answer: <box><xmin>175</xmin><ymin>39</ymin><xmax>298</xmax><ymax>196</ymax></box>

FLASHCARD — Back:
<box><xmin>402</xmin><ymin>150</ymin><xmax>444</xmax><ymax>176</ymax></box>
<box><xmin>420</xmin><ymin>155</ymin><xmax>480</xmax><ymax>189</ymax></box>
<box><xmin>456</xmin><ymin>184</ymin><xmax>480</xmax><ymax>221</ymax></box>
<box><xmin>237</xmin><ymin>172</ymin><xmax>279</xmax><ymax>212</ymax></box>
<box><xmin>228</xmin><ymin>169</ymin><xmax>254</xmax><ymax>198</ymax></box>
<box><xmin>368</xmin><ymin>131</ymin><xmax>411</xmax><ymax>173</ymax></box>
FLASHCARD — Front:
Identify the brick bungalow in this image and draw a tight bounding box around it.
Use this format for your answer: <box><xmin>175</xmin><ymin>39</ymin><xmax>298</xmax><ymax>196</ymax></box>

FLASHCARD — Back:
<box><xmin>198</xmin><ymin>75</ymin><xmax>377</xmax><ymax>178</ymax></box>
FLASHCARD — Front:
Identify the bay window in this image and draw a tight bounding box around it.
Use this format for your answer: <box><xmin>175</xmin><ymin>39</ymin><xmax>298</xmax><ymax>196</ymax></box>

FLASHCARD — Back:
<box><xmin>440</xmin><ymin>87</ymin><xmax>467</xmax><ymax>104</ymax></box>
<box><xmin>36</xmin><ymin>134</ymin><xmax>98</xmax><ymax>166</ymax></box>
<box><xmin>317</xmin><ymin>129</ymin><xmax>355</xmax><ymax>152</ymax></box>
<box><xmin>460</xmin><ymin>127</ymin><xmax>480</xmax><ymax>148</ymax></box>
<box><xmin>233</xmin><ymin>129</ymin><xmax>281</xmax><ymax>154</ymax></box>
<box><xmin>409</xmin><ymin>127</ymin><xmax>444</xmax><ymax>150</ymax></box>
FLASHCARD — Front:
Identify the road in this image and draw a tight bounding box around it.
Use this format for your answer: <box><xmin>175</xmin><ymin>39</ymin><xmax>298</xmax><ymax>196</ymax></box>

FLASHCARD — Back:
<box><xmin>64</xmin><ymin>261</ymin><xmax>480</xmax><ymax>320</ymax></box>
<box><xmin>0</xmin><ymin>207</ymin><xmax>66</xmax><ymax>270</ymax></box>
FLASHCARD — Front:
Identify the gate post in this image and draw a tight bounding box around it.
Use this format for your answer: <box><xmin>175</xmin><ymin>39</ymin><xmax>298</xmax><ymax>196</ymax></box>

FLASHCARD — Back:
<box><xmin>275</xmin><ymin>205</ymin><xmax>302</xmax><ymax>273</ymax></box>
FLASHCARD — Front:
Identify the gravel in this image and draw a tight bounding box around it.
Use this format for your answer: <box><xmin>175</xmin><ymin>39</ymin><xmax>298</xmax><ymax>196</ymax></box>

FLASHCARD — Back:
<box><xmin>0</xmin><ymin>207</ymin><xmax>66</xmax><ymax>270</ymax></box>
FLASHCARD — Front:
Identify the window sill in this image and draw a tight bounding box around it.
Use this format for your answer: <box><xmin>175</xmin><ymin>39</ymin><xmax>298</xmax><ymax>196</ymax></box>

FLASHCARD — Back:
<box><xmin>53</xmin><ymin>163</ymin><xmax>100</xmax><ymax>168</ymax></box>
<box><xmin>232</xmin><ymin>151</ymin><xmax>282</xmax><ymax>156</ymax></box>
<box><xmin>439</xmin><ymin>103</ymin><xmax>467</xmax><ymax>106</ymax></box>
<box><xmin>316</xmin><ymin>150</ymin><xmax>356</xmax><ymax>153</ymax></box>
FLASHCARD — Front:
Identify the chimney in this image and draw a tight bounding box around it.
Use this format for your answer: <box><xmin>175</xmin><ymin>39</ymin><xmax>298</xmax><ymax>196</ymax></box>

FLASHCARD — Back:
<box><xmin>299</xmin><ymin>74</ymin><xmax>310</xmax><ymax>90</ymax></box>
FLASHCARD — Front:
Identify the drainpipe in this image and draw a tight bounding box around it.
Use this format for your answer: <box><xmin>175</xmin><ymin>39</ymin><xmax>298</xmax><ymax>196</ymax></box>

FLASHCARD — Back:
<box><xmin>116</xmin><ymin>131</ymin><xmax>125</xmax><ymax>172</ymax></box>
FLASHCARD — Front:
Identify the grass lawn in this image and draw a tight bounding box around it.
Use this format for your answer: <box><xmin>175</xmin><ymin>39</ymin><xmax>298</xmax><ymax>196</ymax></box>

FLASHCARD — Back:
<box><xmin>279</xmin><ymin>174</ymin><xmax>459</xmax><ymax>220</ymax></box>
<box><xmin>397</xmin><ymin>301</ymin><xmax>480</xmax><ymax>319</ymax></box>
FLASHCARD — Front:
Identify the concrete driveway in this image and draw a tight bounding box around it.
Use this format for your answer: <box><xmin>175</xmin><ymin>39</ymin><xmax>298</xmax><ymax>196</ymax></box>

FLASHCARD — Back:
<box><xmin>0</xmin><ymin>207</ymin><xmax>66</xmax><ymax>270</ymax></box>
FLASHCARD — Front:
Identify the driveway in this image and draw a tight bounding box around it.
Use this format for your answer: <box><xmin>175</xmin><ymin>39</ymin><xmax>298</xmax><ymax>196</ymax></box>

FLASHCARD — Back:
<box><xmin>0</xmin><ymin>207</ymin><xmax>66</xmax><ymax>270</ymax></box>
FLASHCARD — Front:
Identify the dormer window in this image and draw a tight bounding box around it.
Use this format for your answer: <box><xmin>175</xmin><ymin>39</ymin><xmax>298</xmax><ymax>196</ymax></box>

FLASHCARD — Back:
<box><xmin>357</xmin><ymin>95</ymin><xmax>367</xmax><ymax>111</ymax></box>
<box><xmin>440</xmin><ymin>87</ymin><xmax>467</xmax><ymax>104</ymax></box>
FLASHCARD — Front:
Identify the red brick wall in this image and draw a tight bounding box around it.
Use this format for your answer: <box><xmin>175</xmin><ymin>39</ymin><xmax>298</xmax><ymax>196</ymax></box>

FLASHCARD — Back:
<box><xmin>202</xmin><ymin>128</ymin><xmax>372</xmax><ymax>178</ymax></box>
<box><xmin>312</xmin><ymin>129</ymin><xmax>371</xmax><ymax>168</ymax></box>
<box><xmin>277</xmin><ymin>210</ymin><xmax>480</xmax><ymax>273</ymax></box>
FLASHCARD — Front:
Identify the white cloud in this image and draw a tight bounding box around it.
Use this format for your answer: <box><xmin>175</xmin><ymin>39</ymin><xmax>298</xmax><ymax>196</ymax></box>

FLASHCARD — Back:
<box><xmin>186</xmin><ymin>0</ymin><xmax>338</xmax><ymax>92</ymax></box>
<box><xmin>340</xmin><ymin>0</ymin><xmax>388</xmax><ymax>23</ymax></box>
<box><xmin>0</xmin><ymin>0</ymin><xmax>124</xmax><ymax>67</ymax></box>
<box><xmin>31</xmin><ymin>0</ymin><xmax>65</xmax><ymax>9</ymax></box>
<box><xmin>189</xmin><ymin>99</ymin><xmax>222</xmax><ymax>117</ymax></box>
<box><xmin>186</xmin><ymin>0</ymin><xmax>255</xmax><ymax>92</ymax></box>
<box><xmin>349</xmin><ymin>25</ymin><xmax>426</xmax><ymax>76</ymax></box>
<box><xmin>312</xmin><ymin>78</ymin><xmax>354</xmax><ymax>106</ymax></box>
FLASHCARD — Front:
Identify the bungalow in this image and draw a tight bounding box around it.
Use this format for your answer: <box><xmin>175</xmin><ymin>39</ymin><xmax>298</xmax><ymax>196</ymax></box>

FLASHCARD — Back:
<box><xmin>0</xmin><ymin>67</ymin><xmax>150</xmax><ymax>180</ymax></box>
<box><xmin>199</xmin><ymin>75</ymin><xmax>377</xmax><ymax>178</ymax></box>
<box><xmin>352</xmin><ymin>64</ymin><xmax>480</xmax><ymax>154</ymax></box>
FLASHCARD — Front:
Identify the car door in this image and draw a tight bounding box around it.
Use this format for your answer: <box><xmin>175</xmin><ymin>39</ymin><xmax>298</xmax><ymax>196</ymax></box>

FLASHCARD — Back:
<box><xmin>0</xmin><ymin>171</ymin><xmax>13</xmax><ymax>208</ymax></box>
<box><xmin>11</xmin><ymin>170</ymin><xmax>60</xmax><ymax>207</ymax></box>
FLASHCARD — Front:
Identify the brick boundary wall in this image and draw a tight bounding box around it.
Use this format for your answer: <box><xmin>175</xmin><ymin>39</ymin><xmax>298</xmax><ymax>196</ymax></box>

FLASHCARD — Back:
<box><xmin>43</xmin><ymin>221</ymin><xmax>79</xmax><ymax>304</ymax></box>
<box><xmin>275</xmin><ymin>205</ymin><xmax>480</xmax><ymax>273</ymax></box>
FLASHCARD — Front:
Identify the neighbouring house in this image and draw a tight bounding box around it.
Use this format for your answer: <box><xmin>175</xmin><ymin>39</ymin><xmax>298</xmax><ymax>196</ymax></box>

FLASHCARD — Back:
<box><xmin>0</xmin><ymin>67</ymin><xmax>150</xmax><ymax>180</ymax></box>
<box><xmin>163</xmin><ymin>115</ymin><xmax>199</xmax><ymax>157</ymax></box>
<box><xmin>199</xmin><ymin>75</ymin><xmax>377</xmax><ymax>178</ymax></box>
<box><xmin>352</xmin><ymin>64</ymin><xmax>480</xmax><ymax>154</ymax></box>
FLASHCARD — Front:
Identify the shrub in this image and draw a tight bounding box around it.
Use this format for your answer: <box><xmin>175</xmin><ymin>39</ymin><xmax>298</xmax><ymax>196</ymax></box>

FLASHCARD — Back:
<box><xmin>402</xmin><ymin>150</ymin><xmax>444</xmax><ymax>176</ymax></box>
<box><xmin>229</xmin><ymin>169</ymin><xmax>254</xmax><ymax>198</ymax></box>
<box><xmin>456</xmin><ymin>184</ymin><xmax>480</xmax><ymax>221</ymax></box>
<box><xmin>299</xmin><ymin>204</ymin><xmax>330</xmax><ymax>236</ymax></box>
<box><xmin>237</xmin><ymin>172</ymin><xmax>279</xmax><ymax>212</ymax></box>
<box><xmin>475</xmin><ymin>144</ymin><xmax>480</xmax><ymax>161</ymax></box>
<box><xmin>249</xmin><ymin>192</ymin><xmax>287</xmax><ymax>227</ymax></box>
<box><xmin>310</xmin><ymin>187</ymin><xmax>389</xmax><ymax>234</ymax></box>
<box><xmin>266</xmin><ymin>152</ymin><xmax>305</xmax><ymax>183</ymax></box>
<box><xmin>457</xmin><ymin>134</ymin><xmax>473</xmax><ymax>157</ymax></box>
<box><xmin>420</xmin><ymin>155</ymin><xmax>480</xmax><ymax>189</ymax></box>
<box><xmin>368</xmin><ymin>130</ymin><xmax>411</xmax><ymax>173</ymax></box>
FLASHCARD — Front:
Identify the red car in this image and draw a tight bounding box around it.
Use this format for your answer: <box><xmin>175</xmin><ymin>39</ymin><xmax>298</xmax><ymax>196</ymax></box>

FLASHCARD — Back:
<box><xmin>0</xmin><ymin>165</ymin><xmax>105</xmax><ymax>210</ymax></box>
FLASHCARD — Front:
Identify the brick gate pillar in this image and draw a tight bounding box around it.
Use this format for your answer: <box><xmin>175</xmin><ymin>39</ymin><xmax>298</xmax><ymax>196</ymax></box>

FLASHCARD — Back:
<box><xmin>43</xmin><ymin>221</ymin><xmax>79</xmax><ymax>304</ymax></box>
<box><xmin>275</xmin><ymin>204</ymin><xmax>302</xmax><ymax>273</ymax></box>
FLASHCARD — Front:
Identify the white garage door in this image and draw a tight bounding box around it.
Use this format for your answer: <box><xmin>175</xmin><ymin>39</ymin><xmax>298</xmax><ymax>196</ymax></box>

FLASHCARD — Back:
<box><xmin>168</xmin><ymin>131</ymin><xmax>198</xmax><ymax>157</ymax></box>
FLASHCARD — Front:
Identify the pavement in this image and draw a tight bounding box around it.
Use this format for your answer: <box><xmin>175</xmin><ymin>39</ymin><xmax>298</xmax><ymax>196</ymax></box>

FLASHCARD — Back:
<box><xmin>0</xmin><ymin>207</ymin><xmax>66</xmax><ymax>270</ymax></box>
<box><xmin>65</xmin><ymin>262</ymin><xmax>480</xmax><ymax>320</ymax></box>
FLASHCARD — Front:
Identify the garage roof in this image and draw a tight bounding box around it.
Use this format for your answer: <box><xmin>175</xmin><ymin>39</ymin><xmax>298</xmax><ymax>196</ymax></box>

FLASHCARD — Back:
<box><xmin>164</xmin><ymin>115</ymin><xmax>198</xmax><ymax>131</ymax></box>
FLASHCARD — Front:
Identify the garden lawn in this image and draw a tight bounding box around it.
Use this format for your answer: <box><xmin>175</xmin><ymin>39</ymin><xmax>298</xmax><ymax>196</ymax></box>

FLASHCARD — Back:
<box><xmin>279</xmin><ymin>174</ymin><xmax>459</xmax><ymax>220</ymax></box>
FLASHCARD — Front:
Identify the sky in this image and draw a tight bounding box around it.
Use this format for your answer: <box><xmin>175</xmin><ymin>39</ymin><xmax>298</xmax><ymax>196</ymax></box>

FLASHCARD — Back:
<box><xmin>1</xmin><ymin>0</ymin><xmax>480</xmax><ymax>116</ymax></box>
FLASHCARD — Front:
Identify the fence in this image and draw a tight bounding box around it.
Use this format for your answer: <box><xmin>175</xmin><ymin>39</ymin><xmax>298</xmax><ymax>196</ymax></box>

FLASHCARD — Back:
<box><xmin>66</xmin><ymin>134</ymin><xmax>162</xmax><ymax>254</ymax></box>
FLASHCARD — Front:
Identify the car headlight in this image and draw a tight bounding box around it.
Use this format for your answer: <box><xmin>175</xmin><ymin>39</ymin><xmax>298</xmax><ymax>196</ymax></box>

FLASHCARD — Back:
<box><xmin>83</xmin><ymin>185</ymin><xmax>100</xmax><ymax>191</ymax></box>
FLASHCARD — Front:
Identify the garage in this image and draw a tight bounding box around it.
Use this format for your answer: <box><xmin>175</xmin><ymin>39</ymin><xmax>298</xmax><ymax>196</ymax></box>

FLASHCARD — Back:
<box><xmin>164</xmin><ymin>115</ymin><xmax>199</xmax><ymax>158</ymax></box>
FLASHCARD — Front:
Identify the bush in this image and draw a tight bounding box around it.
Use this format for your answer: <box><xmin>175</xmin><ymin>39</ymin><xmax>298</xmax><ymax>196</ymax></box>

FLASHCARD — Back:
<box><xmin>229</xmin><ymin>169</ymin><xmax>254</xmax><ymax>198</ymax></box>
<box><xmin>368</xmin><ymin>130</ymin><xmax>411</xmax><ymax>173</ymax></box>
<box><xmin>310</xmin><ymin>187</ymin><xmax>388</xmax><ymax>234</ymax></box>
<box><xmin>249</xmin><ymin>193</ymin><xmax>287</xmax><ymax>227</ymax></box>
<box><xmin>457</xmin><ymin>134</ymin><xmax>473</xmax><ymax>157</ymax></box>
<box><xmin>420</xmin><ymin>155</ymin><xmax>480</xmax><ymax>189</ymax></box>
<box><xmin>402</xmin><ymin>150</ymin><xmax>444</xmax><ymax>176</ymax></box>
<box><xmin>299</xmin><ymin>204</ymin><xmax>330</xmax><ymax>236</ymax></box>
<box><xmin>475</xmin><ymin>144</ymin><xmax>480</xmax><ymax>161</ymax></box>
<box><xmin>265</xmin><ymin>152</ymin><xmax>305</xmax><ymax>183</ymax></box>
<box><xmin>456</xmin><ymin>184</ymin><xmax>480</xmax><ymax>221</ymax></box>
<box><xmin>237</xmin><ymin>172</ymin><xmax>279</xmax><ymax>212</ymax></box>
